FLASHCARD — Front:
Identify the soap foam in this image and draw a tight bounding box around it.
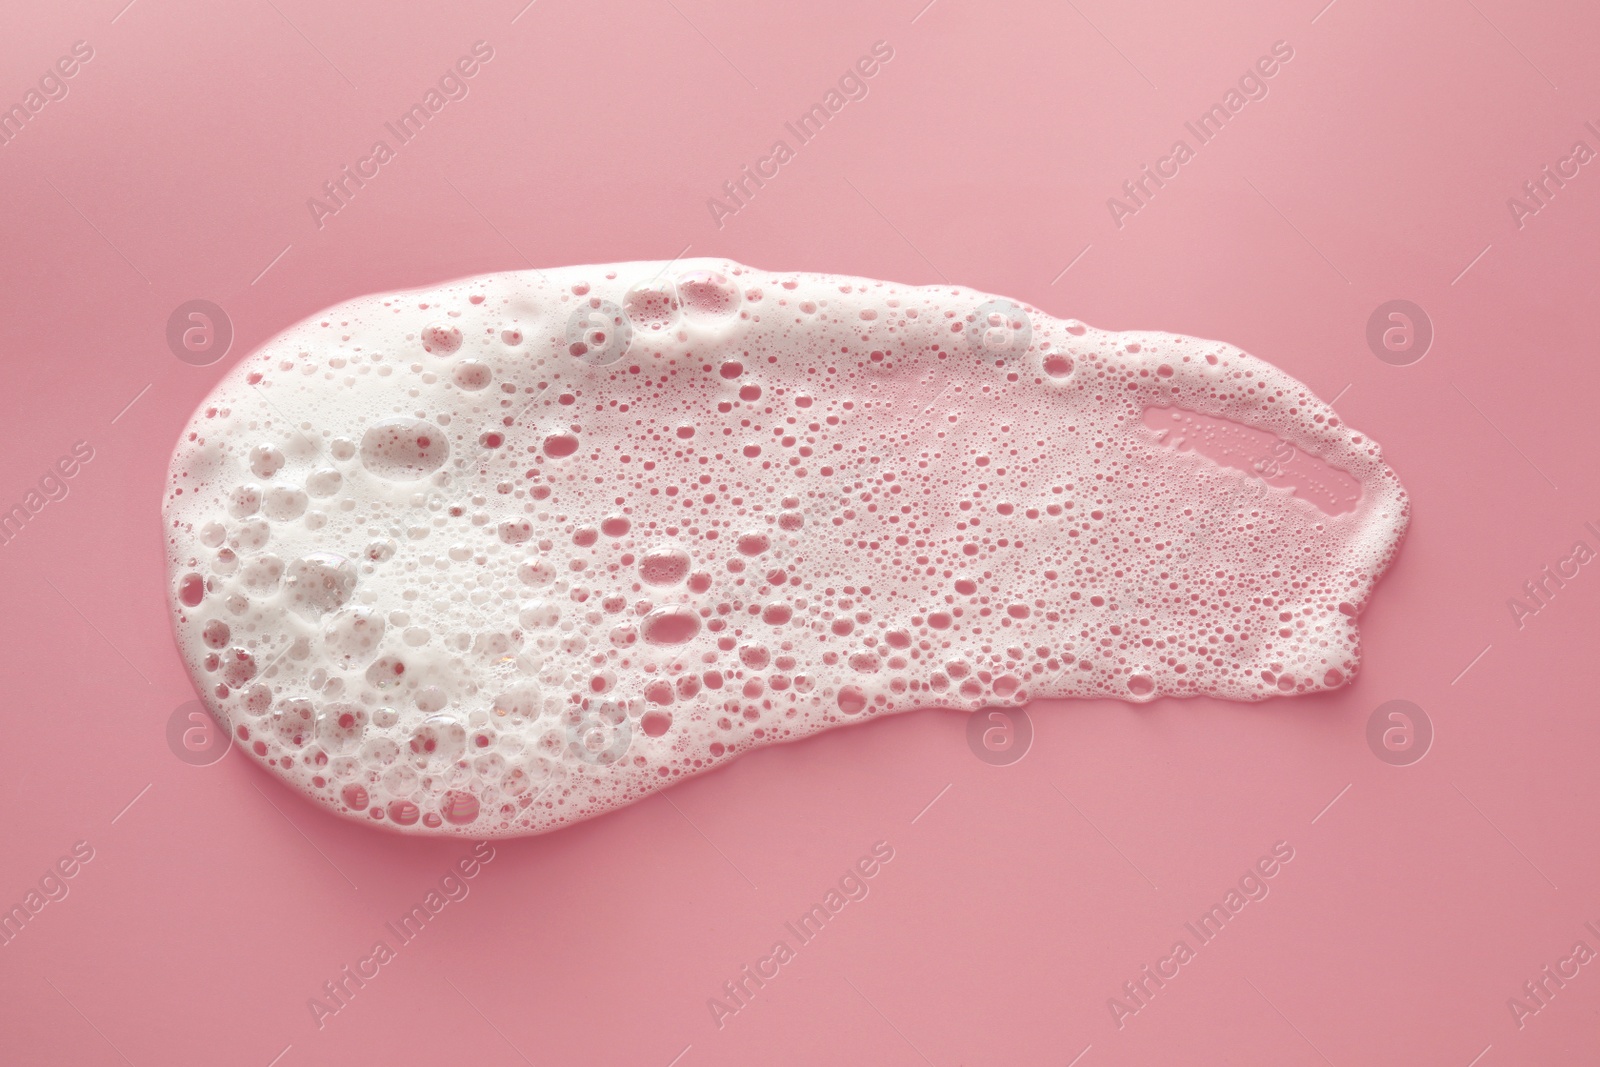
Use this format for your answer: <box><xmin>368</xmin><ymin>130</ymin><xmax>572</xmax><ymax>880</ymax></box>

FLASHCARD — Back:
<box><xmin>164</xmin><ymin>260</ymin><xmax>1409</xmax><ymax>836</ymax></box>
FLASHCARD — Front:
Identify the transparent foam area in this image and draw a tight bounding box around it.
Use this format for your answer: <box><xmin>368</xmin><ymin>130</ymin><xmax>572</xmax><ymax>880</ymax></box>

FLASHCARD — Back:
<box><xmin>163</xmin><ymin>260</ymin><xmax>1409</xmax><ymax>836</ymax></box>
<box><xmin>1140</xmin><ymin>406</ymin><xmax>1362</xmax><ymax>516</ymax></box>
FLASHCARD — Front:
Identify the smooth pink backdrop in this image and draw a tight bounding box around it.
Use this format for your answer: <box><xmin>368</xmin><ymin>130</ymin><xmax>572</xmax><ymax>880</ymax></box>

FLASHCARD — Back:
<box><xmin>3</xmin><ymin>1</ymin><xmax>1598</xmax><ymax>1064</ymax></box>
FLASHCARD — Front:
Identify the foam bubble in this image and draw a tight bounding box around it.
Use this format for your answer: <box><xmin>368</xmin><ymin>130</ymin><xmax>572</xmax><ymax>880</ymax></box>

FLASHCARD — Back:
<box><xmin>164</xmin><ymin>259</ymin><xmax>1409</xmax><ymax>837</ymax></box>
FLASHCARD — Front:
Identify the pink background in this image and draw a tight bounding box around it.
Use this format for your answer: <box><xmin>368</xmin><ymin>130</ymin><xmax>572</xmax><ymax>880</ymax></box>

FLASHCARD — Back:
<box><xmin>3</xmin><ymin>0</ymin><xmax>1598</xmax><ymax>1064</ymax></box>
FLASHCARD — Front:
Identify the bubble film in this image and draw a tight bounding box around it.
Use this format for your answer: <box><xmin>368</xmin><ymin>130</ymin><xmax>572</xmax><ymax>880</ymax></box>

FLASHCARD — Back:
<box><xmin>164</xmin><ymin>260</ymin><xmax>1409</xmax><ymax>836</ymax></box>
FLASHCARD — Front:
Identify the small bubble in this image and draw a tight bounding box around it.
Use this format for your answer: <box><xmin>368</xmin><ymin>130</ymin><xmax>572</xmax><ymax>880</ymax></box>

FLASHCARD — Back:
<box><xmin>677</xmin><ymin>270</ymin><xmax>741</xmax><ymax>318</ymax></box>
<box><xmin>440</xmin><ymin>791</ymin><xmax>480</xmax><ymax>825</ymax></box>
<box><xmin>284</xmin><ymin>553</ymin><xmax>357</xmax><ymax>617</ymax></box>
<box><xmin>359</xmin><ymin>417</ymin><xmax>448</xmax><ymax>480</ymax></box>
<box><xmin>421</xmin><ymin>322</ymin><xmax>463</xmax><ymax>354</ymax></box>
<box><xmin>453</xmin><ymin>360</ymin><xmax>492</xmax><ymax>390</ymax></box>
<box><xmin>623</xmin><ymin>278</ymin><xmax>682</xmax><ymax>333</ymax></box>
<box><xmin>640</xmin><ymin>606</ymin><xmax>700</xmax><ymax>645</ymax></box>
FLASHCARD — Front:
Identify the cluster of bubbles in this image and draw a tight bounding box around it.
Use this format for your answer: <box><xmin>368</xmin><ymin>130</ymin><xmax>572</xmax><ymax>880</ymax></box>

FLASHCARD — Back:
<box><xmin>163</xmin><ymin>259</ymin><xmax>1409</xmax><ymax>837</ymax></box>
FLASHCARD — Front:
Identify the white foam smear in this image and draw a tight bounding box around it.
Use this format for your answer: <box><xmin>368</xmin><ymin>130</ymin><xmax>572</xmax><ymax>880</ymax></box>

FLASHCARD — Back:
<box><xmin>164</xmin><ymin>260</ymin><xmax>1409</xmax><ymax>836</ymax></box>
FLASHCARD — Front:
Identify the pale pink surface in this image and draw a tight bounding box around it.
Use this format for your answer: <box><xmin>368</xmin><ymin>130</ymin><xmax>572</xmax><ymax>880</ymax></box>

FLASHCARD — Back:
<box><xmin>2</xmin><ymin>1</ymin><xmax>1597</xmax><ymax>1064</ymax></box>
